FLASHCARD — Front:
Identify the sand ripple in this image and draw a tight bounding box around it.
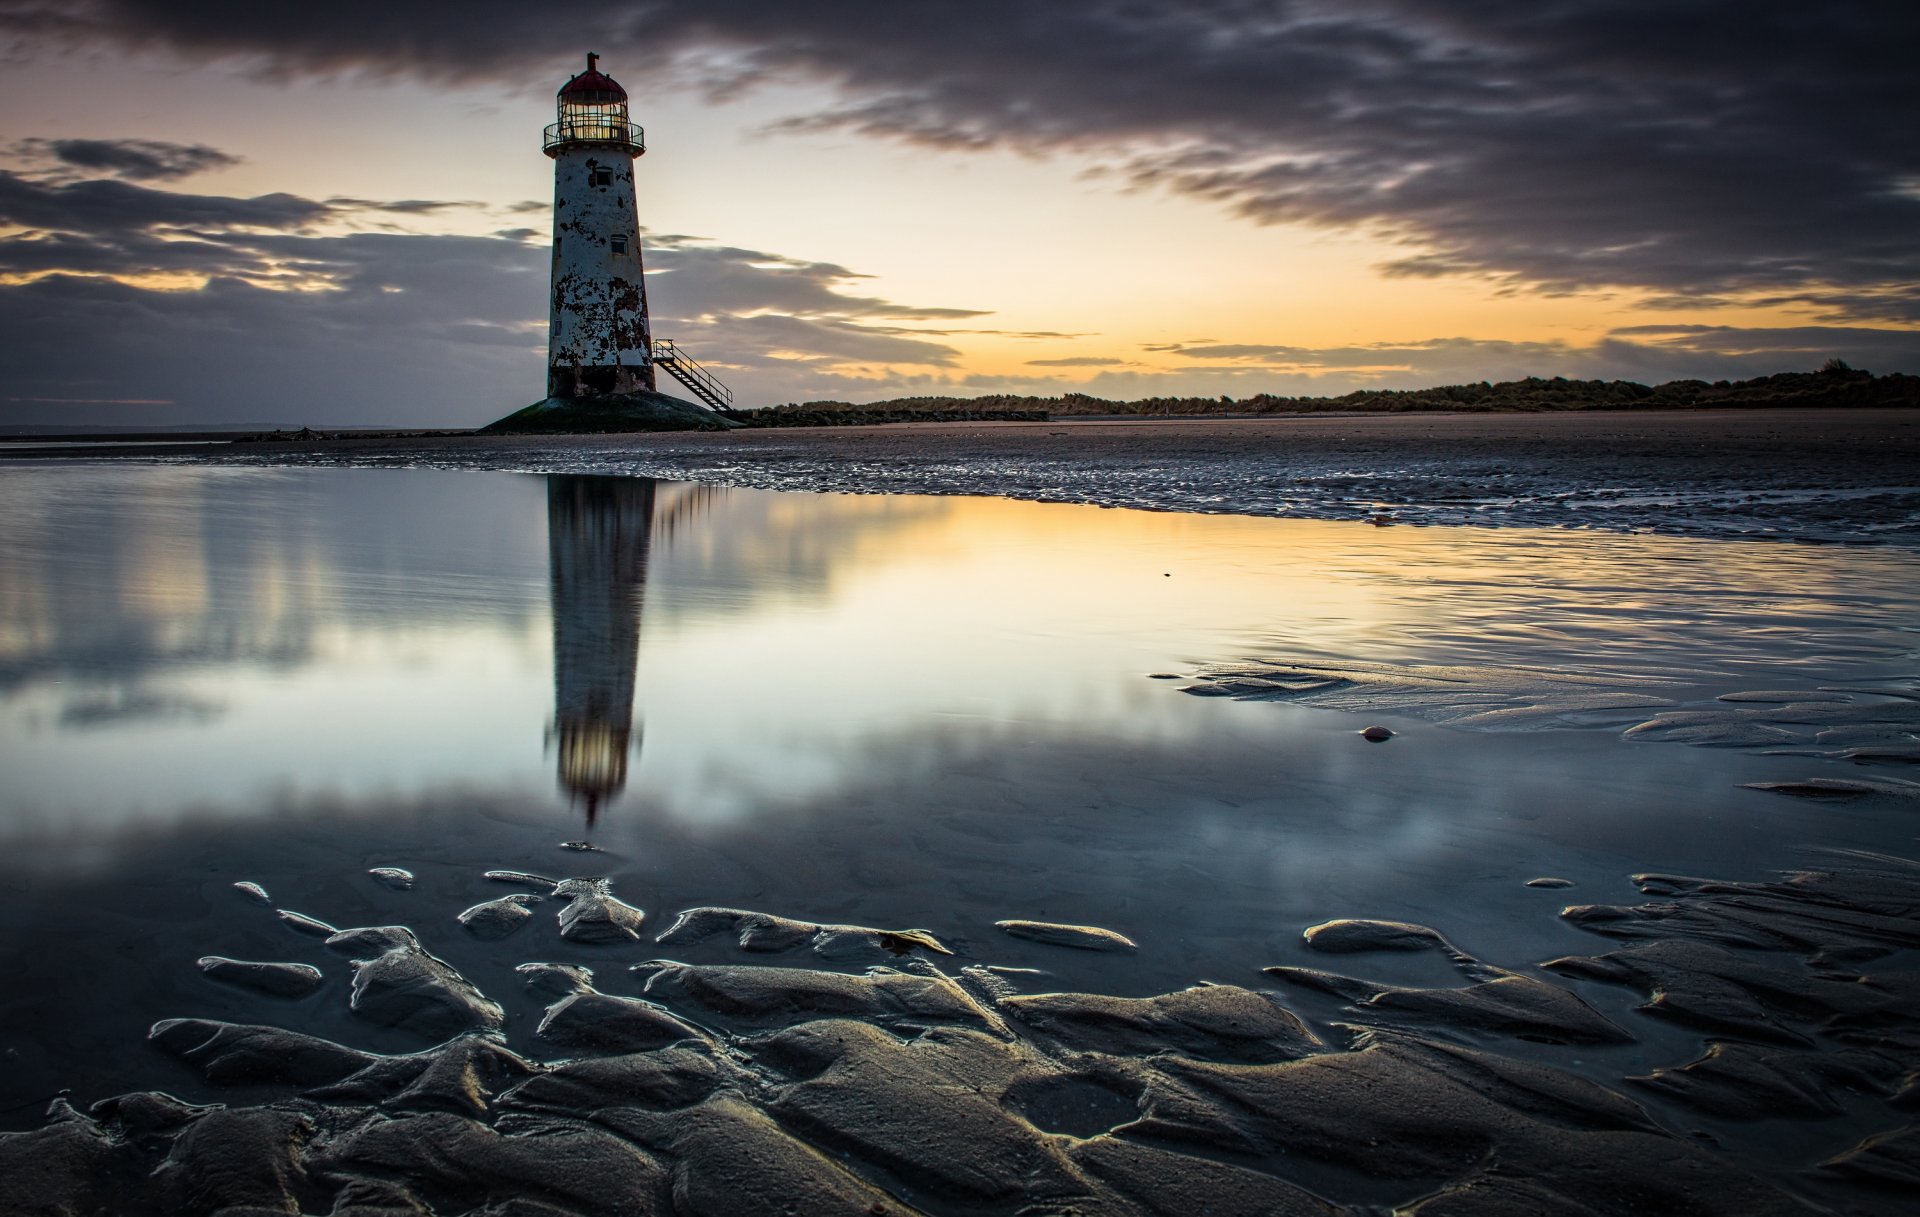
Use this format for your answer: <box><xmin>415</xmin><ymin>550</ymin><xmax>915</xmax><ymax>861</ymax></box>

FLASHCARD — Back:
<box><xmin>7</xmin><ymin>852</ymin><xmax>1919</xmax><ymax>1214</ymax></box>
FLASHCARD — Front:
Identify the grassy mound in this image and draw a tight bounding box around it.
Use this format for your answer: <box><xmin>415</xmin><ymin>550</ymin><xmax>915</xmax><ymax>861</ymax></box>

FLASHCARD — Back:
<box><xmin>481</xmin><ymin>391</ymin><xmax>737</xmax><ymax>434</ymax></box>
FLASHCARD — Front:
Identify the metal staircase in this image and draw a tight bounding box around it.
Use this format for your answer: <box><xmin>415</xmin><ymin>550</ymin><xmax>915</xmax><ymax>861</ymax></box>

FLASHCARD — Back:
<box><xmin>651</xmin><ymin>340</ymin><xmax>735</xmax><ymax>413</ymax></box>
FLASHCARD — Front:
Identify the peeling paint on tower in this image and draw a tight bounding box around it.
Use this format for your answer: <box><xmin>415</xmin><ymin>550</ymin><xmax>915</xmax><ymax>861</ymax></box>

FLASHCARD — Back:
<box><xmin>543</xmin><ymin>54</ymin><xmax>654</xmax><ymax>398</ymax></box>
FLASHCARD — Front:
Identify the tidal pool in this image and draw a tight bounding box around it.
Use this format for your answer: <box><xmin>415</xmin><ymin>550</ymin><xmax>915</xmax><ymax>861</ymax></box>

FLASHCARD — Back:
<box><xmin>1</xmin><ymin>465</ymin><xmax>1916</xmax><ymax>1212</ymax></box>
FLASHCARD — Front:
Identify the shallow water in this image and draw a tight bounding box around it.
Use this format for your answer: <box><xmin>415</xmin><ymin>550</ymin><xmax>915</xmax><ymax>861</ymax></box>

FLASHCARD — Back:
<box><xmin>2</xmin><ymin>466</ymin><xmax>1918</xmax><ymax>1207</ymax></box>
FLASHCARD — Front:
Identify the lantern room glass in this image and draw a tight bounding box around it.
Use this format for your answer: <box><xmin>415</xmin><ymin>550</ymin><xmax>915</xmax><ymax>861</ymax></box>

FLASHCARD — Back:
<box><xmin>544</xmin><ymin>92</ymin><xmax>645</xmax><ymax>154</ymax></box>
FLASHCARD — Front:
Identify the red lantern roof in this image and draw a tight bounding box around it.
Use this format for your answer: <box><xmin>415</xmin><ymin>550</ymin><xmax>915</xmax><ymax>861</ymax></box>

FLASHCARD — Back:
<box><xmin>559</xmin><ymin>52</ymin><xmax>627</xmax><ymax>101</ymax></box>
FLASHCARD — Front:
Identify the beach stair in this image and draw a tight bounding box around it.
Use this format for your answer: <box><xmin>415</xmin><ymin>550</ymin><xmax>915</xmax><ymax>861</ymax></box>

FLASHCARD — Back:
<box><xmin>651</xmin><ymin>340</ymin><xmax>736</xmax><ymax>413</ymax></box>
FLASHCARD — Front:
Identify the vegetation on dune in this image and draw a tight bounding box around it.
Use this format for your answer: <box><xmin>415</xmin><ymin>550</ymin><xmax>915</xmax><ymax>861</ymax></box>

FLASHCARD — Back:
<box><xmin>740</xmin><ymin>365</ymin><xmax>1917</xmax><ymax>424</ymax></box>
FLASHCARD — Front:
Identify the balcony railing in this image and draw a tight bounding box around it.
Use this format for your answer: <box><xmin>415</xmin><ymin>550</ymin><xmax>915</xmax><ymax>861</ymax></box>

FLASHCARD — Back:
<box><xmin>543</xmin><ymin>119</ymin><xmax>646</xmax><ymax>155</ymax></box>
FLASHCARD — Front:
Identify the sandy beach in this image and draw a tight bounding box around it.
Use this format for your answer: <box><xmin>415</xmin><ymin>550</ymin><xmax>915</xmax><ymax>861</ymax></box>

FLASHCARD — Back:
<box><xmin>17</xmin><ymin>406</ymin><xmax>1918</xmax><ymax>544</ymax></box>
<box><xmin>3</xmin><ymin>427</ymin><xmax>1919</xmax><ymax>1215</ymax></box>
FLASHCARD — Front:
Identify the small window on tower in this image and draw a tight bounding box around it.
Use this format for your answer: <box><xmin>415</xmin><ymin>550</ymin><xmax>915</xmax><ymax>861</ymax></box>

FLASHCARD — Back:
<box><xmin>610</xmin><ymin>236</ymin><xmax>628</xmax><ymax>254</ymax></box>
<box><xmin>589</xmin><ymin>169</ymin><xmax>612</xmax><ymax>187</ymax></box>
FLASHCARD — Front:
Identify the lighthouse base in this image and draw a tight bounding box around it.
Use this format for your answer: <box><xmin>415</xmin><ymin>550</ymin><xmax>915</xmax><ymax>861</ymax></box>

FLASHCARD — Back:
<box><xmin>481</xmin><ymin>390</ymin><xmax>738</xmax><ymax>435</ymax></box>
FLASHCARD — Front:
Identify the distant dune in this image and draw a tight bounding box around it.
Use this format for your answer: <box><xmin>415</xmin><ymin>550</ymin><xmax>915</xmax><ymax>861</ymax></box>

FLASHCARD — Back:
<box><xmin>750</xmin><ymin>364</ymin><xmax>1917</xmax><ymax>424</ymax></box>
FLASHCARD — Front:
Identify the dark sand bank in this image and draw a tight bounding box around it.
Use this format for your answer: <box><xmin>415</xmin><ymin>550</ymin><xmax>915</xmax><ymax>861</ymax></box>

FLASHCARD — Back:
<box><xmin>12</xmin><ymin>407</ymin><xmax>1918</xmax><ymax>543</ymax></box>
<box><xmin>3</xmin><ymin>457</ymin><xmax>1918</xmax><ymax>1214</ymax></box>
<box><xmin>4</xmin><ymin>844</ymin><xmax>1917</xmax><ymax>1215</ymax></box>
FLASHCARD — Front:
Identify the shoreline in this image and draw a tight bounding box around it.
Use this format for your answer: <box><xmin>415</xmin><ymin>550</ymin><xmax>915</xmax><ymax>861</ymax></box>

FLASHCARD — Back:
<box><xmin>10</xmin><ymin>406</ymin><xmax>1915</xmax><ymax>546</ymax></box>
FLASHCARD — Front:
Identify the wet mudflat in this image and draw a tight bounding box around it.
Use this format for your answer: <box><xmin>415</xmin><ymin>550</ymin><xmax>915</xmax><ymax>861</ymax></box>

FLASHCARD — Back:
<box><xmin>2</xmin><ymin>464</ymin><xmax>1918</xmax><ymax>1214</ymax></box>
<box><xmin>18</xmin><ymin>406</ymin><xmax>1920</xmax><ymax>543</ymax></box>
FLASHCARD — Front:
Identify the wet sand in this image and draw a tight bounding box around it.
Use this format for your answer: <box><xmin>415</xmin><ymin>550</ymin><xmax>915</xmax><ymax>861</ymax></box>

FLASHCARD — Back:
<box><xmin>4</xmin><ymin>845</ymin><xmax>1917</xmax><ymax>1215</ymax></box>
<box><xmin>4</xmin><ymin>446</ymin><xmax>1919</xmax><ymax>1213</ymax></box>
<box><xmin>12</xmin><ymin>407</ymin><xmax>1920</xmax><ymax>543</ymax></box>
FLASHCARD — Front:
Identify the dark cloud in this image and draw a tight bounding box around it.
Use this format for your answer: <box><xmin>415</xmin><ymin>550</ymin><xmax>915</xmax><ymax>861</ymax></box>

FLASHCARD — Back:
<box><xmin>322</xmin><ymin>196</ymin><xmax>477</xmax><ymax>214</ymax></box>
<box><xmin>0</xmin><ymin>168</ymin><xmax>986</xmax><ymax>426</ymax></box>
<box><xmin>0</xmin><ymin>169</ymin><xmax>329</xmax><ymax>234</ymax></box>
<box><xmin>1092</xmin><ymin>329</ymin><xmax>1920</xmax><ymax>395</ymax></box>
<box><xmin>9</xmin><ymin>137</ymin><xmax>240</xmax><ymax>181</ymax></box>
<box><xmin>4</xmin><ymin>2</ymin><xmax>1913</xmax><ymax>311</ymax></box>
<box><xmin>643</xmin><ymin>240</ymin><xmax>987</xmax><ymax>323</ymax></box>
<box><xmin>1026</xmin><ymin>356</ymin><xmax>1128</xmax><ymax>367</ymax></box>
<box><xmin>1592</xmin><ymin>324</ymin><xmax>1920</xmax><ymax>378</ymax></box>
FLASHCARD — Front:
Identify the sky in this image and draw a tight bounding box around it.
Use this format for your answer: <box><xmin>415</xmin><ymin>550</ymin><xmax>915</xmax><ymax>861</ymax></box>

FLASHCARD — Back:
<box><xmin>0</xmin><ymin>1</ymin><xmax>1915</xmax><ymax>428</ymax></box>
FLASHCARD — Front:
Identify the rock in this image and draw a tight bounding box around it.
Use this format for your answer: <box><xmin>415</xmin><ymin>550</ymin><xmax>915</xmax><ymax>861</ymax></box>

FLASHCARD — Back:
<box><xmin>1001</xmin><ymin>984</ymin><xmax>1323</xmax><ymax>1063</ymax></box>
<box><xmin>995</xmin><ymin>919</ymin><xmax>1138</xmax><ymax>951</ymax></box>
<box><xmin>457</xmin><ymin>894</ymin><xmax>538</xmax><ymax>940</ymax></box>
<box><xmin>197</xmin><ymin>956</ymin><xmax>325</xmax><ymax>999</ymax></box>
<box><xmin>324</xmin><ymin>925</ymin><xmax>504</xmax><ymax>1037</ymax></box>
<box><xmin>1361</xmin><ymin>724</ymin><xmax>1394</xmax><ymax>741</ymax></box>
<box><xmin>1526</xmin><ymin>877</ymin><xmax>1576</xmax><ymax>889</ymax></box>
<box><xmin>368</xmin><ymin>867</ymin><xmax>415</xmax><ymax>890</ymax></box>
<box><xmin>233</xmin><ymin>881</ymin><xmax>272</xmax><ymax>904</ymax></box>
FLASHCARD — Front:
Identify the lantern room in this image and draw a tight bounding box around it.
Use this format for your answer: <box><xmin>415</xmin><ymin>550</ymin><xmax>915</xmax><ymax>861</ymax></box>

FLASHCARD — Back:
<box><xmin>544</xmin><ymin>52</ymin><xmax>646</xmax><ymax>157</ymax></box>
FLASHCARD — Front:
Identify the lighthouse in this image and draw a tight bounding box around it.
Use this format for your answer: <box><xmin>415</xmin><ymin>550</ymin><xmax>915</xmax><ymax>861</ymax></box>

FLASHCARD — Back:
<box><xmin>485</xmin><ymin>55</ymin><xmax>735</xmax><ymax>431</ymax></box>
<box><xmin>544</xmin><ymin>53</ymin><xmax>654</xmax><ymax>399</ymax></box>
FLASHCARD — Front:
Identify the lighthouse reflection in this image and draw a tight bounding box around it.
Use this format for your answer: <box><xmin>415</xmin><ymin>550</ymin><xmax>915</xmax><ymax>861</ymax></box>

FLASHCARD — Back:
<box><xmin>546</xmin><ymin>474</ymin><xmax>662</xmax><ymax>827</ymax></box>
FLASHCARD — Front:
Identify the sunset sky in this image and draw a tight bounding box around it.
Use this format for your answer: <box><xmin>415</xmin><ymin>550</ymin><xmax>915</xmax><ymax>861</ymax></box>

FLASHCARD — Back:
<box><xmin>1</xmin><ymin>2</ymin><xmax>1915</xmax><ymax>427</ymax></box>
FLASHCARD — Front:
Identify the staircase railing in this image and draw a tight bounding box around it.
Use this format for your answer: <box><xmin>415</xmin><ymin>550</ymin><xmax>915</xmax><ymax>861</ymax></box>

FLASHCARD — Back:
<box><xmin>651</xmin><ymin>339</ymin><xmax>735</xmax><ymax>412</ymax></box>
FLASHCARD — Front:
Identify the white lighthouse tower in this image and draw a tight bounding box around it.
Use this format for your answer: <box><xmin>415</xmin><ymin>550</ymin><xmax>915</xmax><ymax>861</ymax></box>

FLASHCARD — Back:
<box><xmin>485</xmin><ymin>54</ymin><xmax>734</xmax><ymax>430</ymax></box>
<box><xmin>544</xmin><ymin>53</ymin><xmax>654</xmax><ymax>399</ymax></box>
